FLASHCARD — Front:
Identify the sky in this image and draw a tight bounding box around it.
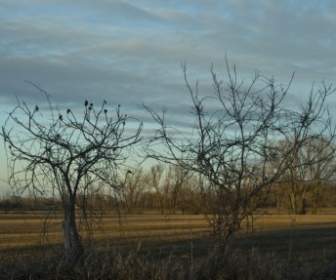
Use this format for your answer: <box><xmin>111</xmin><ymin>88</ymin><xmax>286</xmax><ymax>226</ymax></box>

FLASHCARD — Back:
<box><xmin>1</xmin><ymin>0</ymin><xmax>336</xmax><ymax>192</ymax></box>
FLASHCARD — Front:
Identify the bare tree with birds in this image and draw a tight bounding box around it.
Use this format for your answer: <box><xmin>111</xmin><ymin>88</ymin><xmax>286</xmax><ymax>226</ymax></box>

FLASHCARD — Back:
<box><xmin>1</xmin><ymin>92</ymin><xmax>142</xmax><ymax>264</ymax></box>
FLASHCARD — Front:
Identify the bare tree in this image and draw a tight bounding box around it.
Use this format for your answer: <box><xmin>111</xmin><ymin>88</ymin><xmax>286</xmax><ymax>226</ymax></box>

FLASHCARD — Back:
<box><xmin>122</xmin><ymin>168</ymin><xmax>148</xmax><ymax>213</ymax></box>
<box><xmin>1</xmin><ymin>97</ymin><xmax>142</xmax><ymax>264</ymax></box>
<box><xmin>165</xmin><ymin>165</ymin><xmax>190</xmax><ymax>214</ymax></box>
<box><xmin>148</xmin><ymin>164</ymin><xmax>165</xmax><ymax>214</ymax></box>
<box><xmin>281</xmin><ymin>135</ymin><xmax>335</xmax><ymax>214</ymax></box>
<box><xmin>146</xmin><ymin>63</ymin><xmax>334</xmax><ymax>244</ymax></box>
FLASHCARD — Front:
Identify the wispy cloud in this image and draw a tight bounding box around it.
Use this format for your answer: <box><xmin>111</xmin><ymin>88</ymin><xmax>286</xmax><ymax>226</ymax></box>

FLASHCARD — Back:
<box><xmin>1</xmin><ymin>0</ymin><xmax>336</xmax><ymax>133</ymax></box>
<box><xmin>1</xmin><ymin>0</ymin><xmax>336</xmax><ymax>184</ymax></box>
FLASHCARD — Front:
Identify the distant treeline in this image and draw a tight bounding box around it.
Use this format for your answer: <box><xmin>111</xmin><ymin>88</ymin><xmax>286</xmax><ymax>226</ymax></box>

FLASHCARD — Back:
<box><xmin>0</xmin><ymin>195</ymin><xmax>62</xmax><ymax>212</ymax></box>
<box><xmin>1</xmin><ymin>165</ymin><xmax>336</xmax><ymax>215</ymax></box>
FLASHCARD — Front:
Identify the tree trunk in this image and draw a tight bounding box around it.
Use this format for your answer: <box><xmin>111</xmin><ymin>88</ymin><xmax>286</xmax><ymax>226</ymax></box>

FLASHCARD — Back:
<box><xmin>63</xmin><ymin>197</ymin><xmax>83</xmax><ymax>265</ymax></box>
<box><xmin>298</xmin><ymin>197</ymin><xmax>307</xmax><ymax>215</ymax></box>
<box><xmin>289</xmin><ymin>192</ymin><xmax>298</xmax><ymax>214</ymax></box>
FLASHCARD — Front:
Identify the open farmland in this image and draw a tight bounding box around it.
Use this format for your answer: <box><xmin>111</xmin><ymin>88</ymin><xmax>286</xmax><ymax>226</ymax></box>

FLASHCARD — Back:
<box><xmin>0</xmin><ymin>212</ymin><xmax>209</xmax><ymax>249</ymax></box>
<box><xmin>1</xmin><ymin>210</ymin><xmax>336</xmax><ymax>251</ymax></box>
<box><xmin>0</xmin><ymin>211</ymin><xmax>335</xmax><ymax>279</ymax></box>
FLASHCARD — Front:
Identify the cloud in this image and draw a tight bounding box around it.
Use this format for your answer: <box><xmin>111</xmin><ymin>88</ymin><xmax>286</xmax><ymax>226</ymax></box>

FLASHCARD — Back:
<box><xmin>2</xmin><ymin>0</ymin><xmax>336</xmax><ymax>185</ymax></box>
<box><xmin>1</xmin><ymin>1</ymin><xmax>336</xmax><ymax>133</ymax></box>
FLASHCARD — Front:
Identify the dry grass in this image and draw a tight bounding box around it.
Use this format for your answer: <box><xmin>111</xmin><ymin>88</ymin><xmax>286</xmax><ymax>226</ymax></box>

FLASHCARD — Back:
<box><xmin>0</xmin><ymin>243</ymin><xmax>333</xmax><ymax>280</ymax></box>
<box><xmin>0</xmin><ymin>210</ymin><xmax>336</xmax><ymax>250</ymax></box>
<box><xmin>1</xmin><ymin>211</ymin><xmax>336</xmax><ymax>279</ymax></box>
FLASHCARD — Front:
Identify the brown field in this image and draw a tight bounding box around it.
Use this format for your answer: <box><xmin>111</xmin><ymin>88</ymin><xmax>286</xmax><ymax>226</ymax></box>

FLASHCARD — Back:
<box><xmin>1</xmin><ymin>209</ymin><xmax>336</xmax><ymax>253</ymax></box>
<box><xmin>1</xmin><ymin>210</ymin><xmax>336</xmax><ymax>280</ymax></box>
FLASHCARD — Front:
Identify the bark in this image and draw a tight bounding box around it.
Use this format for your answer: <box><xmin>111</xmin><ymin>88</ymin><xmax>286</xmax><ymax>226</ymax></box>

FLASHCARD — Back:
<box><xmin>298</xmin><ymin>197</ymin><xmax>307</xmax><ymax>215</ymax></box>
<box><xmin>63</xmin><ymin>197</ymin><xmax>83</xmax><ymax>265</ymax></box>
<box><xmin>289</xmin><ymin>192</ymin><xmax>307</xmax><ymax>215</ymax></box>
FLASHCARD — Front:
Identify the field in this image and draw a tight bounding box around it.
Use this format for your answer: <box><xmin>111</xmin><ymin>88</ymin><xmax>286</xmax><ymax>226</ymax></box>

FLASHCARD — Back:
<box><xmin>0</xmin><ymin>210</ymin><xmax>336</xmax><ymax>279</ymax></box>
<box><xmin>1</xmin><ymin>210</ymin><xmax>336</xmax><ymax>255</ymax></box>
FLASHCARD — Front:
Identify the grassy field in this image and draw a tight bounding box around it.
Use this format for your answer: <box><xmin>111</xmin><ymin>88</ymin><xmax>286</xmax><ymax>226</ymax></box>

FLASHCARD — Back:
<box><xmin>1</xmin><ymin>211</ymin><xmax>336</xmax><ymax>279</ymax></box>
<box><xmin>0</xmin><ymin>210</ymin><xmax>336</xmax><ymax>252</ymax></box>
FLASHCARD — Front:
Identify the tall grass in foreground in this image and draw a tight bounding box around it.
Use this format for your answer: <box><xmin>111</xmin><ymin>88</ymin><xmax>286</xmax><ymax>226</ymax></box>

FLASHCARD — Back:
<box><xmin>0</xmin><ymin>245</ymin><xmax>335</xmax><ymax>280</ymax></box>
